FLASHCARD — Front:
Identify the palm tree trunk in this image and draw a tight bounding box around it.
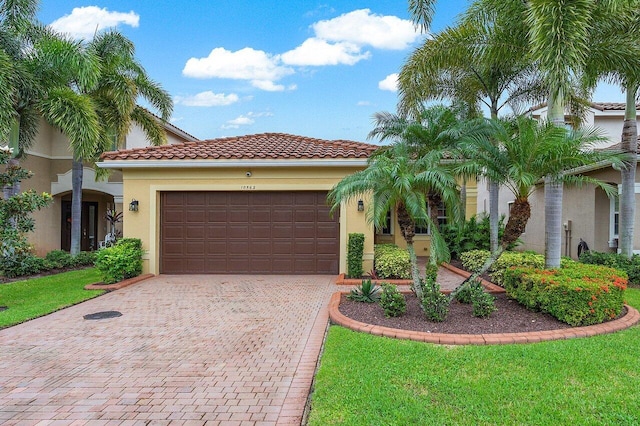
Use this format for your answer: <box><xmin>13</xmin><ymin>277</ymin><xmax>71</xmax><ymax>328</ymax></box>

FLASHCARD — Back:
<box><xmin>397</xmin><ymin>203</ymin><xmax>422</xmax><ymax>299</ymax></box>
<box><xmin>70</xmin><ymin>159</ymin><xmax>83</xmax><ymax>255</ymax></box>
<box><xmin>3</xmin><ymin>118</ymin><xmax>21</xmax><ymax>201</ymax></box>
<box><xmin>489</xmin><ymin>180</ymin><xmax>499</xmax><ymax>254</ymax></box>
<box><xmin>544</xmin><ymin>93</ymin><xmax>565</xmax><ymax>268</ymax></box>
<box><xmin>619</xmin><ymin>86</ymin><xmax>638</xmax><ymax>258</ymax></box>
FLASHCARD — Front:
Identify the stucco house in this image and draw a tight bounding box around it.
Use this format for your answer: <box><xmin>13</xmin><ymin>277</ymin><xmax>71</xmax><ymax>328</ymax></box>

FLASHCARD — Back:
<box><xmin>17</xmin><ymin>117</ymin><xmax>198</xmax><ymax>255</ymax></box>
<box><xmin>476</xmin><ymin>102</ymin><xmax>640</xmax><ymax>258</ymax></box>
<box><xmin>97</xmin><ymin>133</ymin><xmax>478</xmax><ymax>275</ymax></box>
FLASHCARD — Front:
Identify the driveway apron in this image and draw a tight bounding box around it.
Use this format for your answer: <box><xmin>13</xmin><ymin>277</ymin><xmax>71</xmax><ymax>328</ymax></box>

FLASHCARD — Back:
<box><xmin>0</xmin><ymin>275</ymin><xmax>336</xmax><ymax>425</ymax></box>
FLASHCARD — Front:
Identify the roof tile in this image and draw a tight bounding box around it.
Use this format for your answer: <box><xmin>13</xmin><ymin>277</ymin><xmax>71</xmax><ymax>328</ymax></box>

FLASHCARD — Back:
<box><xmin>100</xmin><ymin>132</ymin><xmax>379</xmax><ymax>161</ymax></box>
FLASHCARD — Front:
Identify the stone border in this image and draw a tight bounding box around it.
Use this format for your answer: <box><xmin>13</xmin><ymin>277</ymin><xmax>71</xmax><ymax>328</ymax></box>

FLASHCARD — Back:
<box><xmin>84</xmin><ymin>273</ymin><xmax>155</xmax><ymax>291</ymax></box>
<box><xmin>329</xmin><ymin>291</ymin><xmax>640</xmax><ymax>345</ymax></box>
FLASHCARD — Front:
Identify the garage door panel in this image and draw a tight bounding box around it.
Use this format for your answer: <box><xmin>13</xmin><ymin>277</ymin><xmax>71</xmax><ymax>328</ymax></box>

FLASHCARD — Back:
<box><xmin>161</xmin><ymin>191</ymin><xmax>339</xmax><ymax>274</ymax></box>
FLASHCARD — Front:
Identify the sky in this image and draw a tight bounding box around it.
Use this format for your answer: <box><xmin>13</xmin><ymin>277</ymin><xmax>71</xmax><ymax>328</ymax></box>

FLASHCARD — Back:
<box><xmin>38</xmin><ymin>1</ymin><xmax>626</xmax><ymax>143</ymax></box>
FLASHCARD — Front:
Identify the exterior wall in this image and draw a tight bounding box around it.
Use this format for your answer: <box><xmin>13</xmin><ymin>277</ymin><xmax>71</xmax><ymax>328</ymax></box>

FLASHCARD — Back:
<box><xmin>120</xmin><ymin>166</ymin><xmax>375</xmax><ymax>275</ymax></box>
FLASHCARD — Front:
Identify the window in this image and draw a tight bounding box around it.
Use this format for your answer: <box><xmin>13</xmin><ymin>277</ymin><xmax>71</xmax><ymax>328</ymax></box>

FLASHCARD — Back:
<box><xmin>416</xmin><ymin>201</ymin><xmax>447</xmax><ymax>235</ymax></box>
<box><xmin>610</xmin><ymin>195</ymin><xmax>619</xmax><ymax>241</ymax></box>
<box><xmin>381</xmin><ymin>210</ymin><xmax>392</xmax><ymax>234</ymax></box>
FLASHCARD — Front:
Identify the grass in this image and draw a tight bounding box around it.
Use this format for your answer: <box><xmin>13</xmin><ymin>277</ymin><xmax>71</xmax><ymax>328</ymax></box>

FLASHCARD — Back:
<box><xmin>308</xmin><ymin>288</ymin><xmax>640</xmax><ymax>425</ymax></box>
<box><xmin>0</xmin><ymin>268</ymin><xmax>105</xmax><ymax>329</ymax></box>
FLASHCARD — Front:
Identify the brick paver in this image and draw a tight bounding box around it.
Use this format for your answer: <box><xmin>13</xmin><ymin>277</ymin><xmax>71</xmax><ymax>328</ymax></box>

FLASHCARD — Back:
<box><xmin>0</xmin><ymin>275</ymin><xmax>336</xmax><ymax>425</ymax></box>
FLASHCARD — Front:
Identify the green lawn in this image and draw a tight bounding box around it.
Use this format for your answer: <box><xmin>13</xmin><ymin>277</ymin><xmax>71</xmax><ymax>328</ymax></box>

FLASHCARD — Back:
<box><xmin>308</xmin><ymin>288</ymin><xmax>640</xmax><ymax>425</ymax></box>
<box><xmin>0</xmin><ymin>268</ymin><xmax>105</xmax><ymax>328</ymax></box>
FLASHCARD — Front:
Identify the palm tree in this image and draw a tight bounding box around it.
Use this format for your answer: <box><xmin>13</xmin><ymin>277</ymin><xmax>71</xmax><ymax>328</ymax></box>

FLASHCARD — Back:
<box><xmin>455</xmin><ymin>116</ymin><xmax>622</xmax><ymax>284</ymax></box>
<box><xmin>462</xmin><ymin>0</ymin><xmax>631</xmax><ymax>267</ymax></box>
<box><xmin>327</xmin><ymin>142</ymin><xmax>459</xmax><ymax>300</ymax></box>
<box><xmin>397</xmin><ymin>15</ymin><xmax>544</xmax><ymax>258</ymax></box>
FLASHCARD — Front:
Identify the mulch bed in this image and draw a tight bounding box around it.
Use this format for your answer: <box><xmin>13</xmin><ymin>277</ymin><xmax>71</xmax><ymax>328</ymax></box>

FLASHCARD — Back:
<box><xmin>339</xmin><ymin>293</ymin><xmax>576</xmax><ymax>334</ymax></box>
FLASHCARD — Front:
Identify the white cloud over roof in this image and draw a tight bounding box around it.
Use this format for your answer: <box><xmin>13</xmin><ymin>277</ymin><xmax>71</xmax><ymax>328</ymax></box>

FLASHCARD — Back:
<box><xmin>281</xmin><ymin>39</ymin><xmax>370</xmax><ymax>66</ymax></box>
<box><xmin>49</xmin><ymin>6</ymin><xmax>139</xmax><ymax>39</ymax></box>
<box><xmin>174</xmin><ymin>91</ymin><xmax>239</xmax><ymax>107</ymax></box>
<box><xmin>379</xmin><ymin>73</ymin><xmax>399</xmax><ymax>92</ymax></box>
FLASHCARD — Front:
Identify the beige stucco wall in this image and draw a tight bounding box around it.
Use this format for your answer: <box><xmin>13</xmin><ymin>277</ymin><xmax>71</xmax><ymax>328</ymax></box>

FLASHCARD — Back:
<box><xmin>119</xmin><ymin>165</ymin><xmax>376</xmax><ymax>275</ymax></box>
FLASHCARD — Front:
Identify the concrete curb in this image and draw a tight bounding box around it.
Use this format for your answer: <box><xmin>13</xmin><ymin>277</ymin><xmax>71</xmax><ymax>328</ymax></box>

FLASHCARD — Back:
<box><xmin>328</xmin><ymin>291</ymin><xmax>640</xmax><ymax>345</ymax></box>
<box><xmin>84</xmin><ymin>273</ymin><xmax>155</xmax><ymax>290</ymax></box>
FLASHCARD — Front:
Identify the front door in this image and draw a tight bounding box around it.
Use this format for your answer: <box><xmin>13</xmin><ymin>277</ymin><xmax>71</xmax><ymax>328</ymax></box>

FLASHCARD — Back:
<box><xmin>61</xmin><ymin>201</ymin><xmax>99</xmax><ymax>251</ymax></box>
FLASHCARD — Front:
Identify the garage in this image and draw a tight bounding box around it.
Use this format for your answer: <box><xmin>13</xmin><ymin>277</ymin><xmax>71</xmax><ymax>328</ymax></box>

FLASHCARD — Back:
<box><xmin>160</xmin><ymin>191</ymin><xmax>340</xmax><ymax>274</ymax></box>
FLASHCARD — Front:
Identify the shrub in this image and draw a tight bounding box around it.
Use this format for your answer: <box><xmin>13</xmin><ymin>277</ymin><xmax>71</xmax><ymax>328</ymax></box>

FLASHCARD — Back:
<box><xmin>503</xmin><ymin>263</ymin><xmax>627</xmax><ymax>326</ymax></box>
<box><xmin>580</xmin><ymin>251</ymin><xmax>640</xmax><ymax>285</ymax></box>
<box><xmin>421</xmin><ymin>277</ymin><xmax>450</xmax><ymax>322</ymax></box>
<box><xmin>95</xmin><ymin>238</ymin><xmax>144</xmax><ymax>284</ymax></box>
<box><xmin>454</xmin><ymin>279</ymin><xmax>484</xmax><ymax>304</ymax></box>
<box><xmin>45</xmin><ymin>250</ymin><xmax>75</xmax><ymax>269</ymax></box>
<box><xmin>347</xmin><ymin>279</ymin><xmax>381</xmax><ymax>303</ymax></box>
<box><xmin>73</xmin><ymin>251</ymin><xmax>97</xmax><ymax>266</ymax></box>
<box><xmin>379</xmin><ymin>283</ymin><xmax>406</xmax><ymax>317</ymax></box>
<box><xmin>441</xmin><ymin>214</ymin><xmax>516</xmax><ymax>259</ymax></box>
<box><xmin>2</xmin><ymin>254</ymin><xmax>47</xmax><ymax>278</ymax></box>
<box><xmin>374</xmin><ymin>244</ymin><xmax>411</xmax><ymax>279</ymax></box>
<box><xmin>470</xmin><ymin>284</ymin><xmax>497</xmax><ymax>318</ymax></box>
<box><xmin>460</xmin><ymin>250</ymin><xmax>491</xmax><ymax>273</ymax></box>
<box><xmin>347</xmin><ymin>233</ymin><xmax>365</xmax><ymax>278</ymax></box>
<box><xmin>490</xmin><ymin>251</ymin><xmax>545</xmax><ymax>286</ymax></box>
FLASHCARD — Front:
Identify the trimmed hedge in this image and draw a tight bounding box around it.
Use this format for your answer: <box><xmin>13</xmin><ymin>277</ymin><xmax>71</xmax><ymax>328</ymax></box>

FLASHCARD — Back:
<box><xmin>503</xmin><ymin>263</ymin><xmax>627</xmax><ymax>326</ymax></box>
<box><xmin>374</xmin><ymin>244</ymin><xmax>411</xmax><ymax>279</ymax></box>
<box><xmin>347</xmin><ymin>233</ymin><xmax>365</xmax><ymax>278</ymax></box>
<box><xmin>95</xmin><ymin>238</ymin><xmax>144</xmax><ymax>284</ymax></box>
<box><xmin>580</xmin><ymin>251</ymin><xmax>640</xmax><ymax>286</ymax></box>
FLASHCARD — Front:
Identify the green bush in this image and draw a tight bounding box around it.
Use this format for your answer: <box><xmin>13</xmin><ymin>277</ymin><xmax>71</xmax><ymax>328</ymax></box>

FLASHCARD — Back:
<box><xmin>503</xmin><ymin>263</ymin><xmax>627</xmax><ymax>326</ymax></box>
<box><xmin>374</xmin><ymin>244</ymin><xmax>411</xmax><ymax>279</ymax></box>
<box><xmin>73</xmin><ymin>251</ymin><xmax>97</xmax><ymax>266</ymax></box>
<box><xmin>2</xmin><ymin>254</ymin><xmax>48</xmax><ymax>278</ymax></box>
<box><xmin>454</xmin><ymin>279</ymin><xmax>484</xmax><ymax>304</ymax></box>
<box><xmin>45</xmin><ymin>250</ymin><xmax>75</xmax><ymax>269</ymax></box>
<box><xmin>347</xmin><ymin>233</ymin><xmax>365</xmax><ymax>278</ymax></box>
<box><xmin>95</xmin><ymin>238</ymin><xmax>144</xmax><ymax>284</ymax></box>
<box><xmin>441</xmin><ymin>214</ymin><xmax>516</xmax><ymax>259</ymax></box>
<box><xmin>580</xmin><ymin>251</ymin><xmax>640</xmax><ymax>285</ymax></box>
<box><xmin>470</xmin><ymin>284</ymin><xmax>497</xmax><ymax>318</ymax></box>
<box><xmin>421</xmin><ymin>277</ymin><xmax>450</xmax><ymax>322</ymax></box>
<box><xmin>347</xmin><ymin>279</ymin><xmax>381</xmax><ymax>303</ymax></box>
<box><xmin>490</xmin><ymin>251</ymin><xmax>545</xmax><ymax>286</ymax></box>
<box><xmin>460</xmin><ymin>249</ymin><xmax>491</xmax><ymax>273</ymax></box>
<box><xmin>379</xmin><ymin>283</ymin><xmax>406</xmax><ymax>317</ymax></box>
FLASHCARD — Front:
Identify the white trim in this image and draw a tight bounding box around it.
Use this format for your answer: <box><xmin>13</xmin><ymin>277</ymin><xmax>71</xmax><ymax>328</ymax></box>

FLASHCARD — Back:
<box><xmin>97</xmin><ymin>159</ymin><xmax>369</xmax><ymax>169</ymax></box>
<box><xmin>24</xmin><ymin>150</ymin><xmax>73</xmax><ymax>160</ymax></box>
<box><xmin>51</xmin><ymin>167</ymin><xmax>123</xmax><ymax>197</ymax></box>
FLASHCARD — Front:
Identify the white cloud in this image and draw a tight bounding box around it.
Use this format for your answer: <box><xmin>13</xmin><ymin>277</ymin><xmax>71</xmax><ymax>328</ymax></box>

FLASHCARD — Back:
<box><xmin>379</xmin><ymin>73</ymin><xmax>399</xmax><ymax>92</ymax></box>
<box><xmin>221</xmin><ymin>111</ymin><xmax>274</xmax><ymax>129</ymax></box>
<box><xmin>357</xmin><ymin>101</ymin><xmax>372</xmax><ymax>106</ymax></box>
<box><xmin>281</xmin><ymin>38</ymin><xmax>370</xmax><ymax>66</ymax></box>
<box><xmin>251</xmin><ymin>80</ymin><xmax>285</xmax><ymax>92</ymax></box>
<box><xmin>50</xmin><ymin>6</ymin><xmax>139</xmax><ymax>39</ymax></box>
<box><xmin>229</xmin><ymin>115</ymin><xmax>254</xmax><ymax>125</ymax></box>
<box><xmin>183</xmin><ymin>47</ymin><xmax>294</xmax><ymax>82</ymax></box>
<box><xmin>174</xmin><ymin>91</ymin><xmax>239</xmax><ymax>107</ymax></box>
<box><xmin>312</xmin><ymin>9</ymin><xmax>420</xmax><ymax>50</ymax></box>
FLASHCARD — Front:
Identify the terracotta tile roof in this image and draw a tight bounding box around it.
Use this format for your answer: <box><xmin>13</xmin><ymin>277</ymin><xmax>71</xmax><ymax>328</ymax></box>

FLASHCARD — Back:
<box><xmin>527</xmin><ymin>101</ymin><xmax>640</xmax><ymax>114</ymax></box>
<box><xmin>100</xmin><ymin>133</ymin><xmax>379</xmax><ymax>161</ymax></box>
<box><xmin>599</xmin><ymin>136</ymin><xmax>640</xmax><ymax>152</ymax></box>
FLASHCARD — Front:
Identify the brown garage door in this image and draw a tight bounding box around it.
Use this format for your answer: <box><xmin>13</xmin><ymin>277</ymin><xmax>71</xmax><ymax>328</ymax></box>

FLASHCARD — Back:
<box><xmin>160</xmin><ymin>191</ymin><xmax>340</xmax><ymax>274</ymax></box>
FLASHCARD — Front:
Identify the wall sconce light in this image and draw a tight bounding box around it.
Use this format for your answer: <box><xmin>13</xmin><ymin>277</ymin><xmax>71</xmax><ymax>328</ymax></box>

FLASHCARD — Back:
<box><xmin>357</xmin><ymin>200</ymin><xmax>364</xmax><ymax>212</ymax></box>
<box><xmin>129</xmin><ymin>199</ymin><xmax>139</xmax><ymax>212</ymax></box>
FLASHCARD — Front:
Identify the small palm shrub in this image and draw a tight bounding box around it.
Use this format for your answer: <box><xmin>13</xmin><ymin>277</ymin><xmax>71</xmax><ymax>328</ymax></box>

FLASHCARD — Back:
<box><xmin>379</xmin><ymin>283</ymin><xmax>406</xmax><ymax>317</ymax></box>
<box><xmin>421</xmin><ymin>277</ymin><xmax>450</xmax><ymax>322</ymax></box>
<box><xmin>95</xmin><ymin>238</ymin><xmax>144</xmax><ymax>284</ymax></box>
<box><xmin>347</xmin><ymin>279</ymin><xmax>381</xmax><ymax>303</ymax></box>
<box><xmin>441</xmin><ymin>214</ymin><xmax>516</xmax><ymax>259</ymax></box>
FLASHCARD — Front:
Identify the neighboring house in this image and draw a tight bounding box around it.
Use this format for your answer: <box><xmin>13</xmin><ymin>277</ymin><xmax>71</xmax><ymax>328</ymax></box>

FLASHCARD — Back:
<box><xmin>98</xmin><ymin>133</ymin><xmax>479</xmax><ymax>275</ymax></box>
<box><xmin>17</xmin><ymin>117</ymin><xmax>198</xmax><ymax>256</ymax></box>
<box><xmin>476</xmin><ymin>102</ymin><xmax>640</xmax><ymax>258</ymax></box>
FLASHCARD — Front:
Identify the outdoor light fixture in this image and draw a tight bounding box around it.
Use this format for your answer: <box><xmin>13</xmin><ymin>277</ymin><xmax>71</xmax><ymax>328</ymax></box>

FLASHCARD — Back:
<box><xmin>129</xmin><ymin>199</ymin><xmax>139</xmax><ymax>212</ymax></box>
<box><xmin>357</xmin><ymin>200</ymin><xmax>364</xmax><ymax>212</ymax></box>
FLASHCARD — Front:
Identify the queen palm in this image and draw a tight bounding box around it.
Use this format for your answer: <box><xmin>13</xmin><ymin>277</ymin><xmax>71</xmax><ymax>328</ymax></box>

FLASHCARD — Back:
<box><xmin>398</xmin><ymin>15</ymin><xmax>543</xmax><ymax>258</ymax></box>
<box><xmin>328</xmin><ymin>141</ymin><xmax>459</xmax><ymax>300</ymax></box>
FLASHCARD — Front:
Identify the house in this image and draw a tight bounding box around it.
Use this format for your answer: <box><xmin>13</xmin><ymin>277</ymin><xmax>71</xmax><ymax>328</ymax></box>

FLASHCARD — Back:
<box><xmin>98</xmin><ymin>133</ymin><xmax>479</xmax><ymax>275</ymax></box>
<box><xmin>17</xmin><ymin>116</ymin><xmax>199</xmax><ymax>255</ymax></box>
<box><xmin>476</xmin><ymin>102</ymin><xmax>640</xmax><ymax>258</ymax></box>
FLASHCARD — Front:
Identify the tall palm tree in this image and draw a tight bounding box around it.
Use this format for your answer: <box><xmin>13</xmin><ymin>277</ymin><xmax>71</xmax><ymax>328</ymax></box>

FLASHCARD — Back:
<box><xmin>455</xmin><ymin>116</ymin><xmax>622</xmax><ymax>284</ymax></box>
<box><xmin>327</xmin><ymin>142</ymin><xmax>459</xmax><ymax>300</ymax></box>
<box><xmin>397</xmin><ymin>16</ymin><xmax>544</xmax><ymax>258</ymax></box>
<box><xmin>467</xmin><ymin>0</ymin><xmax>639</xmax><ymax>268</ymax></box>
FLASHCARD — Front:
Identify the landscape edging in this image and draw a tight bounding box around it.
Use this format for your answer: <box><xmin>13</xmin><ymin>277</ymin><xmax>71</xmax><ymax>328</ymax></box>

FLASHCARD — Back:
<box><xmin>84</xmin><ymin>273</ymin><xmax>155</xmax><ymax>290</ymax></box>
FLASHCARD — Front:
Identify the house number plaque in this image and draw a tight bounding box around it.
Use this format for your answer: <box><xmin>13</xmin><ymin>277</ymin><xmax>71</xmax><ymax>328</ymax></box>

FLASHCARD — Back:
<box><xmin>240</xmin><ymin>185</ymin><xmax>256</xmax><ymax>190</ymax></box>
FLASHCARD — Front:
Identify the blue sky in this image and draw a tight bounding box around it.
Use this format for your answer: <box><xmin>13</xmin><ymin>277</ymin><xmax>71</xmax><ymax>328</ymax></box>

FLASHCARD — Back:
<box><xmin>38</xmin><ymin>1</ymin><xmax>625</xmax><ymax>143</ymax></box>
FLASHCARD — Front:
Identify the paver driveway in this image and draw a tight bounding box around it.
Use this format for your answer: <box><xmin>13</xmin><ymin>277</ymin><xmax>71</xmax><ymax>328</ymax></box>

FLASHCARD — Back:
<box><xmin>0</xmin><ymin>275</ymin><xmax>337</xmax><ymax>425</ymax></box>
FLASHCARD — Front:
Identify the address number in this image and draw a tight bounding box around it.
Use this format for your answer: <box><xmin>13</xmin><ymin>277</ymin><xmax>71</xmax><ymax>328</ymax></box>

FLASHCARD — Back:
<box><xmin>241</xmin><ymin>185</ymin><xmax>256</xmax><ymax>190</ymax></box>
